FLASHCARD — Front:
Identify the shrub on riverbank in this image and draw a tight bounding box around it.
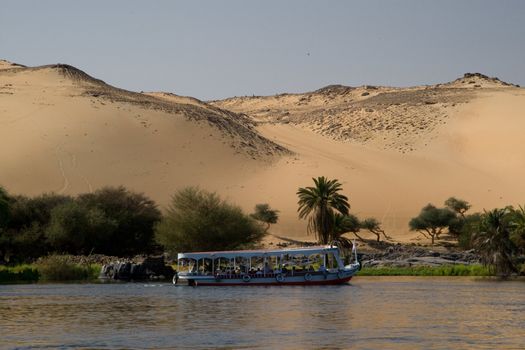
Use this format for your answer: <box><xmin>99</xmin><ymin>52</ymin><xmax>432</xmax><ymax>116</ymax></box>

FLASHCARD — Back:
<box><xmin>36</xmin><ymin>255</ymin><xmax>101</xmax><ymax>281</ymax></box>
<box><xmin>156</xmin><ymin>187</ymin><xmax>266</xmax><ymax>253</ymax></box>
<box><xmin>0</xmin><ymin>186</ymin><xmax>161</xmax><ymax>264</ymax></box>
<box><xmin>359</xmin><ymin>264</ymin><xmax>490</xmax><ymax>276</ymax></box>
<box><xmin>0</xmin><ymin>265</ymin><xmax>39</xmax><ymax>283</ymax></box>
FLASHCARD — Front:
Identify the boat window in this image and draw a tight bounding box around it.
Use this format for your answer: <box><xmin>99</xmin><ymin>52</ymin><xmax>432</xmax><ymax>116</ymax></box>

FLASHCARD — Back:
<box><xmin>177</xmin><ymin>258</ymin><xmax>197</xmax><ymax>273</ymax></box>
<box><xmin>326</xmin><ymin>252</ymin><xmax>341</xmax><ymax>269</ymax></box>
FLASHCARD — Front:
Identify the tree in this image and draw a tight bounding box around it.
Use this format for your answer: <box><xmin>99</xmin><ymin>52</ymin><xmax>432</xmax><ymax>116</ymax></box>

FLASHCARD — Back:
<box><xmin>509</xmin><ymin>205</ymin><xmax>525</xmax><ymax>253</ymax></box>
<box><xmin>7</xmin><ymin>193</ymin><xmax>72</xmax><ymax>231</ymax></box>
<box><xmin>361</xmin><ymin>217</ymin><xmax>390</xmax><ymax>242</ymax></box>
<box><xmin>155</xmin><ymin>187</ymin><xmax>265</xmax><ymax>254</ymax></box>
<box><xmin>332</xmin><ymin>213</ymin><xmax>362</xmax><ymax>246</ymax></box>
<box><xmin>457</xmin><ymin>212</ymin><xmax>482</xmax><ymax>249</ymax></box>
<box><xmin>409</xmin><ymin>204</ymin><xmax>456</xmax><ymax>244</ymax></box>
<box><xmin>1</xmin><ymin>193</ymin><xmax>72</xmax><ymax>263</ymax></box>
<box><xmin>472</xmin><ymin>208</ymin><xmax>518</xmax><ymax>276</ymax></box>
<box><xmin>46</xmin><ymin>201</ymin><xmax>117</xmax><ymax>255</ymax></box>
<box><xmin>251</xmin><ymin>204</ymin><xmax>279</xmax><ymax>233</ymax></box>
<box><xmin>0</xmin><ymin>186</ymin><xmax>9</xmax><ymax>229</ymax></box>
<box><xmin>297</xmin><ymin>176</ymin><xmax>350</xmax><ymax>244</ymax></box>
<box><xmin>445</xmin><ymin>197</ymin><xmax>471</xmax><ymax>218</ymax></box>
<box><xmin>14</xmin><ymin>223</ymin><xmax>54</xmax><ymax>260</ymax></box>
<box><xmin>0</xmin><ymin>186</ymin><xmax>11</xmax><ymax>263</ymax></box>
<box><xmin>78</xmin><ymin>186</ymin><xmax>161</xmax><ymax>255</ymax></box>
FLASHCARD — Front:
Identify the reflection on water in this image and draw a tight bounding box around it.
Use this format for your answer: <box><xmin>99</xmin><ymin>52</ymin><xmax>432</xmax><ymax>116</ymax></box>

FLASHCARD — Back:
<box><xmin>1</xmin><ymin>278</ymin><xmax>524</xmax><ymax>349</ymax></box>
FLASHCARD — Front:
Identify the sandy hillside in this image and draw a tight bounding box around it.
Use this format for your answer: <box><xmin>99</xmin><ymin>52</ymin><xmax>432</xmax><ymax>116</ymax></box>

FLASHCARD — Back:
<box><xmin>212</xmin><ymin>74</ymin><xmax>525</xmax><ymax>241</ymax></box>
<box><xmin>1</xmin><ymin>61</ymin><xmax>525</xmax><ymax>243</ymax></box>
<box><xmin>0</xmin><ymin>61</ymin><xmax>287</xmax><ymax>212</ymax></box>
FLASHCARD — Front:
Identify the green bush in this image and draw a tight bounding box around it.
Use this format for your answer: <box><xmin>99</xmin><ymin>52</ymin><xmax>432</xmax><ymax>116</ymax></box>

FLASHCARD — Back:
<box><xmin>46</xmin><ymin>201</ymin><xmax>117</xmax><ymax>255</ymax></box>
<box><xmin>0</xmin><ymin>265</ymin><xmax>39</xmax><ymax>283</ymax></box>
<box><xmin>156</xmin><ymin>187</ymin><xmax>265</xmax><ymax>253</ymax></box>
<box><xmin>37</xmin><ymin>255</ymin><xmax>100</xmax><ymax>281</ymax></box>
<box><xmin>78</xmin><ymin>186</ymin><xmax>161</xmax><ymax>256</ymax></box>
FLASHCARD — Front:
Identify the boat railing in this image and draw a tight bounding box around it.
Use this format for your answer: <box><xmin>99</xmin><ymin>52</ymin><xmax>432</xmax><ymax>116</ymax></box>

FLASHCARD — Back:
<box><xmin>212</xmin><ymin>270</ymin><xmax>332</xmax><ymax>279</ymax></box>
<box><xmin>180</xmin><ymin>268</ymin><xmax>347</xmax><ymax>278</ymax></box>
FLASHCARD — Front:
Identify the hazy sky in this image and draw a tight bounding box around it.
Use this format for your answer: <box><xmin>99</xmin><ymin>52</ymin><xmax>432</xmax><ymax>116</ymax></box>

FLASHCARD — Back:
<box><xmin>1</xmin><ymin>1</ymin><xmax>524</xmax><ymax>100</ymax></box>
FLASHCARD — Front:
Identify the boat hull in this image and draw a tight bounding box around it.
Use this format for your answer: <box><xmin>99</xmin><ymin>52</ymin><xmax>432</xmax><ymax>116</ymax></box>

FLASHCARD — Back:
<box><xmin>194</xmin><ymin>276</ymin><xmax>353</xmax><ymax>286</ymax></box>
<box><xmin>177</xmin><ymin>268</ymin><xmax>358</xmax><ymax>286</ymax></box>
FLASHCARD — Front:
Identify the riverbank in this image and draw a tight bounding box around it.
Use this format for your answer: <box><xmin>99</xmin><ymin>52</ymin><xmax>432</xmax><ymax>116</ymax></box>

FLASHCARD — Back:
<box><xmin>0</xmin><ymin>254</ymin><xmax>175</xmax><ymax>283</ymax></box>
<box><xmin>0</xmin><ymin>256</ymin><xmax>101</xmax><ymax>284</ymax></box>
<box><xmin>359</xmin><ymin>264</ymin><xmax>490</xmax><ymax>276</ymax></box>
<box><xmin>0</xmin><ymin>241</ymin><xmax>516</xmax><ymax>283</ymax></box>
<box><xmin>0</xmin><ymin>265</ymin><xmax>39</xmax><ymax>283</ymax></box>
<box><xmin>0</xmin><ymin>262</ymin><xmax>492</xmax><ymax>283</ymax></box>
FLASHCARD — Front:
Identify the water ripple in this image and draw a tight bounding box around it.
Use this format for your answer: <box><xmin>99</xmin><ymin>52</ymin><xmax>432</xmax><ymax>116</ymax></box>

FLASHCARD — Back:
<box><xmin>0</xmin><ymin>278</ymin><xmax>524</xmax><ymax>349</ymax></box>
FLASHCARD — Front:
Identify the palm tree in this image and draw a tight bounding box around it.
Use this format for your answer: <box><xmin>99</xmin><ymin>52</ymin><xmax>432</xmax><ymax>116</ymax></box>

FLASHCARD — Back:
<box><xmin>472</xmin><ymin>208</ymin><xmax>518</xmax><ymax>276</ymax></box>
<box><xmin>509</xmin><ymin>205</ymin><xmax>525</xmax><ymax>253</ymax></box>
<box><xmin>297</xmin><ymin>176</ymin><xmax>350</xmax><ymax>244</ymax></box>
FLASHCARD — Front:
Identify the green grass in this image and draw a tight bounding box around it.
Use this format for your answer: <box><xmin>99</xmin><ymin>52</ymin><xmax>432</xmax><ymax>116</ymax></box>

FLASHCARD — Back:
<box><xmin>2</xmin><ymin>261</ymin><xmax>494</xmax><ymax>282</ymax></box>
<box><xmin>37</xmin><ymin>255</ymin><xmax>101</xmax><ymax>281</ymax></box>
<box><xmin>0</xmin><ymin>255</ymin><xmax>102</xmax><ymax>283</ymax></box>
<box><xmin>0</xmin><ymin>264</ymin><xmax>39</xmax><ymax>283</ymax></box>
<box><xmin>358</xmin><ymin>264</ymin><xmax>491</xmax><ymax>276</ymax></box>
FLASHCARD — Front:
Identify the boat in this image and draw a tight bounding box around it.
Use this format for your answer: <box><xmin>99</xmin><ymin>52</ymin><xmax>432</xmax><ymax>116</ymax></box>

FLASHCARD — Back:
<box><xmin>173</xmin><ymin>242</ymin><xmax>360</xmax><ymax>286</ymax></box>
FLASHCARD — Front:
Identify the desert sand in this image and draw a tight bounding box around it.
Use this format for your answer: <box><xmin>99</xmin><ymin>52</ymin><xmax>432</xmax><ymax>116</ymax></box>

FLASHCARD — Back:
<box><xmin>1</xmin><ymin>61</ymin><xmax>524</xmax><ymax>242</ymax></box>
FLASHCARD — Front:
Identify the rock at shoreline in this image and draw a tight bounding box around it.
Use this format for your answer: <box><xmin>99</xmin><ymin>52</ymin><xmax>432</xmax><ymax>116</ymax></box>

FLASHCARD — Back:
<box><xmin>359</xmin><ymin>243</ymin><xmax>480</xmax><ymax>268</ymax></box>
<box><xmin>99</xmin><ymin>256</ymin><xmax>174</xmax><ymax>281</ymax></box>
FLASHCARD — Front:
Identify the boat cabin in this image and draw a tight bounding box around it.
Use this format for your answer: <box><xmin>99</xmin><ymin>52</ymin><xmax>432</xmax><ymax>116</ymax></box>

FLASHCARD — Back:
<box><xmin>177</xmin><ymin>245</ymin><xmax>348</xmax><ymax>279</ymax></box>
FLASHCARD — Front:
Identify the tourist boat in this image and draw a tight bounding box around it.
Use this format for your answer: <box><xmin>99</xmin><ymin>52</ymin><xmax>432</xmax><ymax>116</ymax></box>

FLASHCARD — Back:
<box><xmin>173</xmin><ymin>243</ymin><xmax>360</xmax><ymax>286</ymax></box>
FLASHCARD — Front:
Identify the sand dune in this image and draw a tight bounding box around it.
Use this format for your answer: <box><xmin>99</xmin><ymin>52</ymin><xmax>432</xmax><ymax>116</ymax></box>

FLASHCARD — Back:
<box><xmin>212</xmin><ymin>76</ymin><xmax>525</xmax><ymax>240</ymax></box>
<box><xmin>1</xmin><ymin>61</ymin><xmax>524</xmax><ymax>242</ymax></box>
<box><xmin>0</xmin><ymin>61</ymin><xmax>286</xmax><ymax>205</ymax></box>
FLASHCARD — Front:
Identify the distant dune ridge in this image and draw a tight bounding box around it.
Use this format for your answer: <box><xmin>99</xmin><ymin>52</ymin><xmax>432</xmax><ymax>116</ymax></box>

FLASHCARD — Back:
<box><xmin>212</xmin><ymin>73</ymin><xmax>518</xmax><ymax>153</ymax></box>
<box><xmin>1</xmin><ymin>59</ymin><xmax>525</xmax><ymax>241</ymax></box>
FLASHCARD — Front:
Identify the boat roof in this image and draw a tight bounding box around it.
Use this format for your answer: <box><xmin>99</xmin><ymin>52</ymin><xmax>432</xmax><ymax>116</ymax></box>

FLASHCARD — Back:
<box><xmin>177</xmin><ymin>245</ymin><xmax>338</xmax><ymax>260</ymax></box>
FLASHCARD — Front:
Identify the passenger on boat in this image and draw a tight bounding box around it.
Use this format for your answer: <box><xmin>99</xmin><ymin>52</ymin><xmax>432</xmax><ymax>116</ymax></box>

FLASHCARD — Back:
<box><xmin>263</xmin><ymin>263</ymin><xmax>271</xmax><ymax>274</ymax></box>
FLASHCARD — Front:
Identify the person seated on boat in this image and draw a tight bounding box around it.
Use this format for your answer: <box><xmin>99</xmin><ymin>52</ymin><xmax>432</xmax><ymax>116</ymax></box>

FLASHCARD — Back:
<box><xmin>281</xmin><ymin>266</ymin><xmax>288</xmax><ymax>274</ymax></box>
<box><xmin>263</xmin><ymin>262</ymin><xmax>271</xmax><ymax>274</ymax></box>
<box><xmin>318</xmin><ymin>265</ymin><xmax>327</xmax><ymax>272</ymax></box>
<box><xmin>308</xmin><ymin>265</ymin><xmax>315</xmax><ymax>272</ymax></box>
<box><xmin>255</xmin><ymin>268</ymin><xmax>262</xmax><ymax>276</ymax></box>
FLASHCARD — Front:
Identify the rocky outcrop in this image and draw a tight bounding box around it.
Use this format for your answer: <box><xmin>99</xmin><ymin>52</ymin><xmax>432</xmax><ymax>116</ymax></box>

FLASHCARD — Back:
<box><xmin>99</xmin><ymin>256</ymin><xmax>174</xmax><ymax>281</ymax></box>
<box><xmin>359</xmin><ymin>243</ymin><xmax>480</xmax><ymax>268</ymax></box>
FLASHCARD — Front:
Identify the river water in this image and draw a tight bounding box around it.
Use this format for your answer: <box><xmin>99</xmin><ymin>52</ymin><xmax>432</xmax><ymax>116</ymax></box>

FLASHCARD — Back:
<box><xmin>0</xmin><ymin>277</ymin><xmax>524</xmax><ymax>349</ymax></box>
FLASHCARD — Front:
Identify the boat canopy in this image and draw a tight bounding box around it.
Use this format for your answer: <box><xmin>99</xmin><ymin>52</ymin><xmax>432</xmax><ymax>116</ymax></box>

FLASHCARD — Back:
<box><xmin>177</xmin><ymin>245</ymin><xmax>339</xmax><ymax>261</ymax></box>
